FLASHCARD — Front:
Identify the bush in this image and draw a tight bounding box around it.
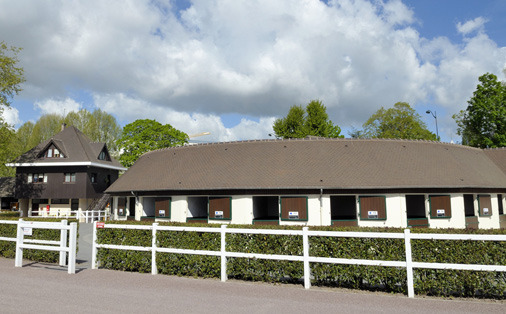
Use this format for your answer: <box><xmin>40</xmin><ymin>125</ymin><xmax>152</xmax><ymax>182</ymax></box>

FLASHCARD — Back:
<box><xmin>94</xmin><ymin>222</ymin><xmax>506</xmax><ymax>298</ymax></box>
<box><xmin>0</xmin><ymin>217</ymin><xmax>79</xmax><ymax>263</ymax></box>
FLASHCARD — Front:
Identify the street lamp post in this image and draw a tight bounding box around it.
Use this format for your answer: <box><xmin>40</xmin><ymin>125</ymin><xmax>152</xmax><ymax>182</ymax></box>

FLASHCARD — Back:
<box><xmin>426</xmin><ymin>110</ymin><xmax>439</xmax><ymax>141</ymax></box>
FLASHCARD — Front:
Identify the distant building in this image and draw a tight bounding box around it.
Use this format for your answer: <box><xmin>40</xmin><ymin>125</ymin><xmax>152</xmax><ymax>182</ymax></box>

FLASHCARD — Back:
<box><xmin>106</xmin><ymin>137</ymin><xmax>506</xmax><ymax>229</ymax></box>
<box><xmin>7</xmin><ymin>125</ymin><xmax>126</xmax><ymax>216</ymax></box>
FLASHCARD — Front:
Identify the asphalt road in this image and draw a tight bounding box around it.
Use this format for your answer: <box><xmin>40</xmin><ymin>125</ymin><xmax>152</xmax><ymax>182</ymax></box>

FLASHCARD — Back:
<box><xmin>0</xmin><ymin>258</ymin><xmax>503</xmax><ymax>314</ymax></box>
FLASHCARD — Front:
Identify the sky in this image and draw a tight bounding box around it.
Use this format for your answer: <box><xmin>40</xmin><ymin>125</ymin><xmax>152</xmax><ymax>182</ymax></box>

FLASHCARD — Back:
<box><xmin>1</xmin><ymin>0</ymin><xmax>505</xmax><ymax>143</ymax></box>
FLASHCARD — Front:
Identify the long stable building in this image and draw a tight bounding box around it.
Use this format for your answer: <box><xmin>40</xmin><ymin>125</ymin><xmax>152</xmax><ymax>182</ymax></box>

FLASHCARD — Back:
<box><xmin>106</xmin><ymin>137</ymin><xmax>506</xmax><ymax>229</ymax></box>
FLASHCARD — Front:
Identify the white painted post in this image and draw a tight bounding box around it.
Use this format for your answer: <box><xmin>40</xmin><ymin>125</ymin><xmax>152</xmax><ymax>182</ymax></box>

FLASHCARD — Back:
<box><xmin>15</xmin><ymin>219</ymin><xmax>24</xmax><ymax>267</ymax></box>
<box><xmin>221</xmin><ymin>225</ymin><xmax>227</xmax><ymax>282</ymax></box>
<box><xmin>68</xmin><ymin>222</ymin><xmax>77</xmax><ymax>274</ymax></box>
<box><xmin>303</xmin><ymin>227</ymin><xmax>310</xmax><ymax>289</ymax></box>
<box><xmin>404</xmin><ymin>229</ymin><xmax>414</xmax><ymax>298</ymax></box>
<box><xmin>152</xmin><ymin>223</ymin><xmax>158</xmax><ymax>275</ymax></box>
<box><xmin>91</xmin><ymin>221</ymin><xmax>98</xmax><ymax>269</ymax></box>
<box><xmin>59</xmin><ymin>219</ymin><xmax>68</xmax><ymax>266</ymax></box>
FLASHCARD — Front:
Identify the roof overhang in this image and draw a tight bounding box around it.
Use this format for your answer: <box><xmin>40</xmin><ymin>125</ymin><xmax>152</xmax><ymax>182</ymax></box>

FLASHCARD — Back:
<box><xmin>6</xmin><ymin>161</ymin><xmax>127</xmax><ymax>171</ymax></box>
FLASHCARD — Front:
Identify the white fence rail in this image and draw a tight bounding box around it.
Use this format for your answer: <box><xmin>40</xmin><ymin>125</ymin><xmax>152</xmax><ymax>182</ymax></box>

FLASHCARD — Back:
<box><xmin>29</xmin><ymin>209</ymin><xmax>109</xmax><ymax>223</ymax></box>
<box><xmin>91</xmin><ymin>223</ymin><xmax>506</xmax><ymax>298</ymax></box>
<box><xmin>0</xmin><ymin>219</ymin><xmax>78</xmax><ymax>274</ymax></box>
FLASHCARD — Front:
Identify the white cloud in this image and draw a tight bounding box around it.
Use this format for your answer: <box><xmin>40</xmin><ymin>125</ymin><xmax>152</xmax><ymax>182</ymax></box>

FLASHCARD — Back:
<box><xmin>457</xmin><ymin>17</ymin><xmax>487</xmax><ymax>35</ymax></box>
<box><xmin>0</xmin><ymin>0</ymin><xmax>505</xmax><ymax>142</ymax></box>
<box><xmin>1</xmin><ymin>107</ymin><xmax>21</xmax><ymax>126</ymax></box>
<box><xmin>34</xmin><ymin>98</ymin><xmax>81</xmax><ymax>115</ymax></box>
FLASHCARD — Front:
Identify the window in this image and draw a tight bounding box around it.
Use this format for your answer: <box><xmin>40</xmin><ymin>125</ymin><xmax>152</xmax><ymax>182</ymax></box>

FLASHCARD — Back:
<box><xmin>44</xmin><ymin>145</ymin><xmax>64</xmax><ymax>158</ymax></box>
<box><xmin>64</xmin><ymin>173</ymin><xmax>76</xmax><ymax>183</ymax></box>
<box><xmin>28</xmin><ymin>173</ymin><xmax>46</xmax><ymax>183</ymax></box>
<box><xmin>51</xmin><ymin>199</ymin><xmax>70</xmax><ymax>204</ymax></box>
<box><xmin>98</xmin><ymin>150</ymin><xmax>110</xmax><ymax>161</ymax></box>
<box><xmin>90</xmin><ymin>173</ymin><xmax>97</xmax><ymax>183</ymax></box>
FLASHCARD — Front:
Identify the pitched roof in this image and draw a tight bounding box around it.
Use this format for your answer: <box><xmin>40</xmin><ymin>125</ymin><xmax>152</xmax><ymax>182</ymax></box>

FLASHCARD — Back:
<box><xmin>9</xmin><ymin>126</ymin><xmax>125</xmax><ymax>171</ymax></box>
<box><xmin>106</xmin><ymin>138</ymin><xmax>506</xmax><ymax>193</ymax></box>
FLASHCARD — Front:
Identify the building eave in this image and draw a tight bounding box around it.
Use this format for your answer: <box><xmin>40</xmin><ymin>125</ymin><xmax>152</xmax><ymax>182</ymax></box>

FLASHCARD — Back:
<box><xmin>6</xmin><ymin>161</ymin><xmax>127</xmax><ymax>171</ymax></box>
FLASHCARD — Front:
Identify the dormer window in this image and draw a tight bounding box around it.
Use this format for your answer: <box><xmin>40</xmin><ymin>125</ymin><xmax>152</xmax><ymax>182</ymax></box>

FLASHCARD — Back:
<box><xmin>98</xmin><ymin>149</ymin><xmax>110</xmax><ymax>161</ymax></box>
<box><xmin>45</xmin><ymin>145</ymin><xmax>64</xmax><ymax>158</ymax></box>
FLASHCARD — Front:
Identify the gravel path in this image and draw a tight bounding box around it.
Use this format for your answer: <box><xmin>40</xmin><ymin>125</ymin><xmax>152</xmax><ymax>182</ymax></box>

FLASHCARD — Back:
<box><xmin>0</xmin><ymin>258</ymin><xmax>503</xmax><ymax>314</ymax></box>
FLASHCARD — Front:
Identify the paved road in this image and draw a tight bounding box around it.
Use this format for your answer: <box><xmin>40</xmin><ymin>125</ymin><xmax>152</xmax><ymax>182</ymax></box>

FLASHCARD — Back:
<box><xmin>76</xmin><ymin>222</ymin><xmax>93</xmax><ymax>269</ymax></box>
<box><xmin>0</xmin><ymin>258</ymin><xmax>503</xmax><ymax>314</ymax></box>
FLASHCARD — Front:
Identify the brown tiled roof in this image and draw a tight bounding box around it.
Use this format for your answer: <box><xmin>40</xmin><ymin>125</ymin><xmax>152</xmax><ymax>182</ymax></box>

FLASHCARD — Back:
<box><xmin>11</xmin><ymin>126</ymin><xmax>124</xmax><ymax>170</ymax></box>
<box><xmin>483</xmin><ymin>148</ymin><xmax>506</xmax><ymax>176</ymax></box>
<box><xmin>106</xmin><ymin>138</ymin><xmax>506</xmax><ymax>193</ymax></box>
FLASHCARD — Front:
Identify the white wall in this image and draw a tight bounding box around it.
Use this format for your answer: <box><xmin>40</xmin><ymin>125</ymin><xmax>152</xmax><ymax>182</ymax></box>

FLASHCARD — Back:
<box><xmin>230</xmin><ymin>196</ymin><xmax>253</xmax><ymax>225</ymax></box>
<box><xmin>170</xmin><ymin>196</ymin><xmax>188</xmax><ymax>223</ymax></box>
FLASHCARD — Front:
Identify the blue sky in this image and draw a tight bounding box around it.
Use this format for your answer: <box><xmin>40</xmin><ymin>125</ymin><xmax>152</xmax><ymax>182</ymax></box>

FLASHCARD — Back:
<box><xmin>1</xmin><ymin>0</ymin><xmax>505</xmax><ymax>143</ymax></box>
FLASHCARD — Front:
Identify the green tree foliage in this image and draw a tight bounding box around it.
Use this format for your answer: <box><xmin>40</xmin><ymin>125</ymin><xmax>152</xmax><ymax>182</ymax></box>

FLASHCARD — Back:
<box><xmin>0</xmin><ymin>41</ymin><xmax>25</xmax><ymax>108</ymax></box>
<box><xmin>117</xmin><ymin>119</ymin><xmax>188</xmax><ymax>168</ymax></box>
<box><xmin>362</xmin><ymin>102</ymin><xmax>437</xmax><ymax>140</ymax></box>
<box><xmin>453</xmin><ymin>73</ymin><xmax>506</xmax><ymax>148</ymax></box>
<box><xmin>0</xmin><ymin>122</ymin><xmax>17</xmax><ymax>176</ymax></box>
<box><xmin>273</xmin><ymin>100</ymin><xmax>343</xmax><ymax>139</ymax></box>
<box><xmin>65</xmin><ymin>109</ymin><xmax>122</xmax><ymax>153</ymax></box>
<box><xmin>15</xmin><ymin>109</ymin><xmax>121</xmax><ymax>154</ymax></box>
<box><xmin>0</xmin><ymin>42</ymin><xmax>25</xmax><ymax>176</ymax></box>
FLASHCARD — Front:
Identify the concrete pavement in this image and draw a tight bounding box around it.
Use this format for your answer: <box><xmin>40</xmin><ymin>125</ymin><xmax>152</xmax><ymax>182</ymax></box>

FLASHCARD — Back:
<box><xmin>0</xmin><ymin>258</ymin><xmax>503</xmax><ymax>314</ymax></box>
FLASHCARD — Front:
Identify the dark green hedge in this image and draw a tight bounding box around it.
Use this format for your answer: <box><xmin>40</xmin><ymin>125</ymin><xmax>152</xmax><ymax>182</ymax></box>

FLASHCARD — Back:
<box><xmin>94</xmin><ymin>222</ymin><xmax>506</xmax><ymax>298</ymax></box>
<box><xmin>0</xmin><ymin>217</ymin><xmax>79</xmax><ymax>263</ymax></box>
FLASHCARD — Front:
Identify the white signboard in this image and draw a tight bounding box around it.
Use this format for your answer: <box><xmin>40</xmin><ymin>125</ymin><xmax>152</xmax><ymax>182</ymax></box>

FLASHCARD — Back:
<box><xmin>368</xmin><ymin>211</ymin><xmax>378</xmax><ymax>219</ymax></box>
<box><xmin>288</xmin><ymin>211</ymin><xmax>299</xmax><ymax>219</ymax></box>
<box><xmin>483</xmin><ymin>207</ymin><xmax>489</xmax><ymax>215</ymax></box>
<box><xmin>159</xmin><ymin>209</ymin><xmax>166</xmax><ymax>216</ymax></box>
<box><xmin>436</xmin><ymin>209</ymin><xmax>445</xmax><ymax>217</ymax></box>
<box><xmin>23</xmin><ymin>222</ymin><xmax>33</xmax><ymax>236</ymax></box>
<box><xmin>215</xmin><ymin>210</ymin><xmax>223</xmax><ymax>219</ymax></box>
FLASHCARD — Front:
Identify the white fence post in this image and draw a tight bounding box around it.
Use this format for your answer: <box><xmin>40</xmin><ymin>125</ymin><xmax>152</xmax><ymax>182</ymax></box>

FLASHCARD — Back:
<box><xmin>152</xmin><ymin>223</ymin><xmax>158</xmax><ymax>275</ymax></box>
<box><xmin>303</xmin><ymin>227</ymin><xmax>310</xmax><ymax>289</ymax></box>
<box><xmin>91</xmin><ymin>221</ymin><xmax>98</xmax><ymax>269</ymax></box>
<box><xmin>68</xmin><ymin>222</ymin><xmax>77</xmax><ymax>274</ymax></box>
<box><xmin>221</xmin><ymin>225</ymin><xmax>227</xmax><ymax>282</ymax></box>
<box><xmin>404</xmin><ymin>229</ymin><xmax>414</xmax><ymax>298</ymax></box>
<box><xmin>15</xmin><ymin>219</ymin><xmax>24</xmax><ymax>267</ymax></box>
<box><xmin>59</xmin><ymin>219</ymin><xmax>68</xmax><ymax>266</ymax></box>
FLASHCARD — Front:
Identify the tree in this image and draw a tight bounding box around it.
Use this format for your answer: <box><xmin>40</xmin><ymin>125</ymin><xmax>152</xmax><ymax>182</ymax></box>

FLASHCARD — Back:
<box><xmin>453</xmin><ymin>73</ymin><xmax>506</xmax><ymax>148</ymax></box>
<box><xmin>0</xmin><ymin>41</ymin><xmax>25</xmax><ymax>109</ymax></box>
<box><xmin>0</xmin><ymin>42</ymin><xmax>25</xmax><ymax>176</ymax></box>
<box><xmin>273</xmin><ymin>100</ymin><xmax>343</xmax><ymax>139</ymax></box>
<box><xmin>65</xmin><ymin>109</ymin><xmax>121</xmax><ymax>154</ymax></box>
<box><xmin>0</xmin><ymin>121</ymin><xmax>17</xmax><ymax>176</ymax></box>
<box><xmin>15</xmin><ymin>109</ymin><xmax>122</xmax><ymax>155</ymax></box>
<box><xmin>117</xmin><ymin>119</ymin><xmax>188</xmax><ymax>168</ymax></box>
<box><xmin>362</xmin><ymin>102</ymin><xmax>437</xmax><ymax>140</ymax></box>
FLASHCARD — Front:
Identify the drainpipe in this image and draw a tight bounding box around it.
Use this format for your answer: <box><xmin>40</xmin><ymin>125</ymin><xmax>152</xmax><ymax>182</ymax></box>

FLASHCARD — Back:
<box><xmin>320</xmin><ymin>188</ymin><xmax>323</xmax><ymax>226</ymax></box>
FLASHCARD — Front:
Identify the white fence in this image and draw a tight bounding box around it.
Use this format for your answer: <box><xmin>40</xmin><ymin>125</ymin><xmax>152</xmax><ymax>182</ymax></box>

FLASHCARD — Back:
<box><xmin>29</xmin><ymin>209</ymin><xmax>109</xmax><ymax>223</ymax></box>
<box><xmin>0</xmin><ymin>219</ymin><xmax>78</xmax><ymax>274</ymax></box>
<box><xmin>91</xmin><ymin>223</ymin><xmax>506</xmax><ymax>298</ymax></box>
